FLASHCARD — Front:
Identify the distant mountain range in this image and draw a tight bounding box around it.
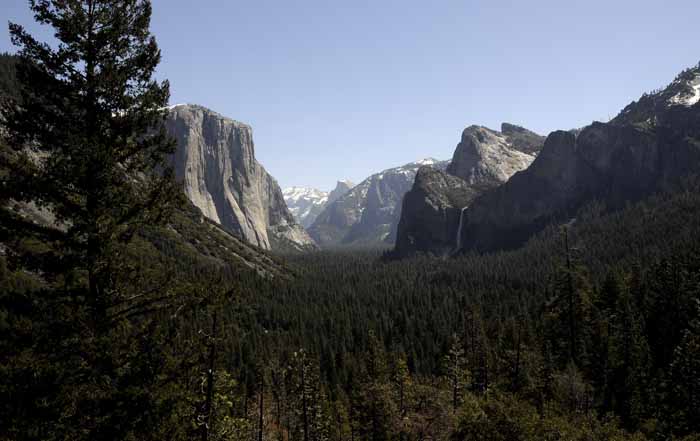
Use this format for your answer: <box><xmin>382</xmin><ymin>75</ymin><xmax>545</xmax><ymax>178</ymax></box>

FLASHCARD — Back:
<box><xmin>162</xmin><ymin>63</ymin><xmax>700</xmax><ymax>258</ymax></box>
<box><xmin>3</xmin><ymin>50</ymin><xmax>700</xmax><ymax>265</ymax></box>
<box><xmin>307</xmin><ymin>159</ymin><xmax>448</xmax><ymax>248</ymax></box>
<box><xmin>283</xmin><ymin>180</ymin><xmax>354</xmax><ymax>228</ymax></box>
<box><xmin>65</xmin><ymin>60</ymin><xmax>700</xmax><ymax>259</ymax></box>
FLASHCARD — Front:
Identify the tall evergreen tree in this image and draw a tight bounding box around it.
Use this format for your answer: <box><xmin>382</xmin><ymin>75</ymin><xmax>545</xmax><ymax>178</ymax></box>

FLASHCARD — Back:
<box><xmin>608</xmin><ymin>277</ymin><xmax>651</xmax><ymax>428</ymax></box>
<box><xmin>353</xmin><ymin>332</ymin><xmax>395</xmax><ymax>441</ymax></box>
<box><xmin>443</xmin><ymin>333</ymin><xmax>468</xmax><ymax>412</ymax></box>
<box><xmin>0</xmin><ymin>1</ymin><xmax>178</xmax><ymax>439</ymax></box>
<box><xmin>545</xmin><ymin>228</ymin><xmax>595</xmax><ymax>369</ymax></box>
<box><xmin>4</xmin><ymin>0</ymin><xmax>176</xmax><ymax>314</ymax></box>
<box><xmin>665</xmin><ymin>301</ymin><xmax>700</xmax><ymax>437</ymax></box>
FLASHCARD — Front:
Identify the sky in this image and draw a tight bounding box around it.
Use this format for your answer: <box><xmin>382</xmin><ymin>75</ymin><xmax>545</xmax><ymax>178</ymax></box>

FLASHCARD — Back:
<box><xmin>2</xmin><ymin>1</ymin><xmax>700</xmax><ymax>191</ymax></box>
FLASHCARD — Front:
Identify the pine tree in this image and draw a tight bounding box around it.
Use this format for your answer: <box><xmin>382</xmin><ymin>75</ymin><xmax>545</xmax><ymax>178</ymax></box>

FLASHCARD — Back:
<box><xmin>665</xmin><ymin>300</ymin><xmax>700</xmax><ymax>437</ymax></box>
<box><xmin>535</xmin><ymin>340</ymin><xmax>555</xmax><ymax>415</ymax></box>
<box><xmin>390</xmin><ymin>352</ymin><xmax>411</xmax><ymax>417</ymax></box>
<box><xmin>0</xmin><ymin>1</ymin><xmax>178</xmax><ymax>439</ymax></box>
<box><xmin>468</xmin><ymin>311</ymin><xmax>490</xmax><ymax>395</ymax></box>
<box><xmin>546</xmin><ymin>227</ymin><xmax>595</xmax><ymax>369</ymax></box>
<box><xmin>443</xmin><ymin>333</ymin><xmax>468</xmax><ymax>412</ymax></box>
<box><xmin>5</xmin><ymin>0</ymin><xmax>177</xmax><ymax>317</ymax></box>
<box><xmin>352</xmin><ymin>331</ymin><xmax>395</xmax><ymax>441</ymax></box>
<box><xmin>609</xmin><ymin>277</ymin><xmax>651</xmax><ymax>429</ymax></box>
<box><xmin>268</xmin><ymin>355</ymin><xmax>289</xmax><ymax>441</ymax></box>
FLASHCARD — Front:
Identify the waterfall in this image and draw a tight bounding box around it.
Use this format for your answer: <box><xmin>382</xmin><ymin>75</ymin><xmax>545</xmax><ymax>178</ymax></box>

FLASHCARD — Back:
<box><xmin>455</xmin><ymin>206</ymin><xmax>469</xmax><ymax>250</ymax></box>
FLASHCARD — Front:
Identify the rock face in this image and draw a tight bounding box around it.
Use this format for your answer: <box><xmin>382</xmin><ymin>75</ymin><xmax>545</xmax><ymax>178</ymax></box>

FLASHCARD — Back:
<box><xmin>393</xmin><ymin>124</ymin><xmax>544</xmax><ymax>256</ymax></box>
<box><xmin>308</xmin><ymin>159</ymin><xmax>448</xmax><ymax>247</ymax></box>
<box><xmin>394</xmin><ymin>167</ymin><xmax>485</xmax><ymax>256</ymax></box>
<box><xmin>283</xmin><ymin>180</ymin><xmax>354</xmax><ymax>228</ymax></box>
<box><xmin>456</xmin><ymin>63</ymin><xmax>700</xmax><ymax>253</ymax></box>
<box><xmin>328</xmin><ymin>180</ymin><xmax>355</xmax><ymax>204</ymax></box>
<box><xmin>165</xmin><ymin>104</ymin><xmax>316</xmax><ymax>252</ymax></box>
<box><xmin>447</xmin><ymin>124</ymin><xmax>543</xmax><ymax>185</ymax></box>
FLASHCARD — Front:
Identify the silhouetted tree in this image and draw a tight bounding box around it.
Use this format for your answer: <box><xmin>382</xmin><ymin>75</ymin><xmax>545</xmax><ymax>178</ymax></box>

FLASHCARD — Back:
<box><xmin>0</xmin><ymin>1</ymin><xmax>178</xmax><ymax>439</ymax></box>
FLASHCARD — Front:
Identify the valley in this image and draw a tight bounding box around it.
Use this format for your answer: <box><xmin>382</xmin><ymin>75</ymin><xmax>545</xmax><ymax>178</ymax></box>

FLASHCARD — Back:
<box><xmin>1</xmin><ymin>2</ymin><xmax>700</xmax><ymax>440</ymax></box>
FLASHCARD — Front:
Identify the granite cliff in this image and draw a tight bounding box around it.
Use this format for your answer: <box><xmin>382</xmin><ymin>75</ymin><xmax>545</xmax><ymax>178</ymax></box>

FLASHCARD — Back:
<box><xmin>394</xmin><ymin>124</ymin><xmax>544</xmax><ymax>256</ymax></box>
<box><xmin>456</xmin><ymin>63</ymin><xmax>700</xmax><ymax>253</ymax></box>
<box><xmin>166</xmin><ymin>104</ymin><xmax>316</xmax><ymax>252</ymax></box>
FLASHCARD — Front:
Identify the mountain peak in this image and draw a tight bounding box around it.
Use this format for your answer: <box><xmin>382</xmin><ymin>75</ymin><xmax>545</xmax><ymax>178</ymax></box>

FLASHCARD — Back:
<box><xmin>614</xmin><ymin>62</ymin><xmax>700</xmax><ymax>125</ymax></box>
<box><xmin>414</xmin><ymin>158</ymin><xmax>440</xmax><ymax>166</ymax></box>
<box><xmin>668</xmin><ymin>67</ymin><xmax>700</xmax><ymax>107</ymax></box>
<box><xmin>334</xmin><ymin>179</ymin><xmax>355</xmax><ymax>190</ymax></box>
<box><xmin>168</xmin><ymin>103</ymin><xmax>252</xmax><ymax>129</ymax></box>
<box><xmin>328</xmin><ymin>180</ymin><xmax>355</xmax><ymax>205</ymax></box>
<box><xmin>283</xmin><ymin>187</ymin><xmax>328</xmax><ymax>203</ymax></box>
<box><xmin>447</xmin><ymin>124</ymin><xmax>541</xmax><ymax>186</ymax></box>
<box><xmin>501</xmin><ymin>122</ymin><xmax>539</xmax><ymax>136</ymax></box>
<box><xmin>282</xmin><ymin>187</ymin><xmax>330</xmax><ymax>228</ymax></box>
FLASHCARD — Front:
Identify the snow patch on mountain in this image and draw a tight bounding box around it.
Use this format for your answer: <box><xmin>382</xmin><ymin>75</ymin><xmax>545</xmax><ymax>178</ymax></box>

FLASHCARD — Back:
<box><xmin>284</xmin><ymin>187</ymin><xmax>328</xmax><ymax>205</ymax></box>
<box><xmin>669</xmin><ymin>72</ymin><xmax>700</xmax><ymax>106</ymax></box>
<box><xmin>284</xmin><ymin>181</ymin><xmax>355</xmax><ymax>229</ymax></box>
<box><xmin>283</xmin><ymin>187</ymin><xmax>329</xmax><ymax>228</ymax></box>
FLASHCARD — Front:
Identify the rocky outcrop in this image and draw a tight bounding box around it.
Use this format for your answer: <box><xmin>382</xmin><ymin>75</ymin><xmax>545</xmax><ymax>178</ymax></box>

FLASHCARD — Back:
<box><xmin>447</xmin><ymin>125</ymin><xmax>542</xmax><ymax>185</ymax></box>
<box><xmin>283</xmin><ymin>180</ymin><xmax>354</xmax><ymax>228</ymax></box>
<box><xmin>308</xmin><ymin>159</ymin><xmax>448</xmax><ymax>247</ymax></box>
<box><xmin>501</xmin><ymin>123</ymin><xmax>548</xmax><ymax>155</ymax></box>
<box><xmin>456</xmin><ymin>63</ymin><xmax>700</xmax><ymax>253</ymax></box>
<box><xmin>394</xmin><ymin>167</ymin><xmax>485</xmax><ymax>256</ymax></box>
<box><xmin>393</xmin><ymin>124</ymin><xmax>543</xmax><ymax>256</ymax></box>
<box><xmin>165</xmin><ymin>104</ymin><xmax>316</xmax><ymax>252</ymax></box>
<box><xmin>328</xmin><ymin>180</ymin><xmax>354</xmax><ymax>204</ymax></box>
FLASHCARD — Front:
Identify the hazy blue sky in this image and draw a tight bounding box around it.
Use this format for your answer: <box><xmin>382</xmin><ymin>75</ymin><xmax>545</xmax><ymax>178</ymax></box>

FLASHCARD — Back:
<box><xmin>2</xmin><ymin>1</ymin><xmax>699</xmax><ymax>190</ymax></box>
